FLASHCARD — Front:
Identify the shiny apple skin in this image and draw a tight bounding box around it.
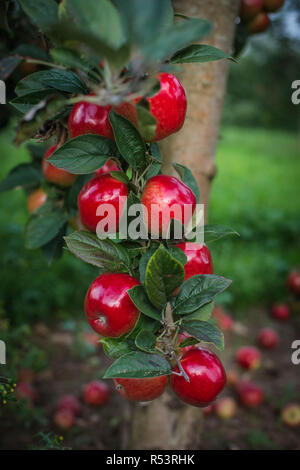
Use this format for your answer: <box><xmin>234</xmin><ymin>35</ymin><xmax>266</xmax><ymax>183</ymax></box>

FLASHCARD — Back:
<box><xmin>170</xmin><ymin>348</ymin><xmax>226</xmax><ymax>407</ymax></box>
<box><xmin>27</xmin><ymin>188</ymin><xmax>47</xmax><ymax>213</ymax></box>
<box><xmin>271</xmin><ymin>303</ymin><xmax>290</xmax><ymax>321</ymax></box>
<box><xmin>42</xmin><ymin>145</ymin><xmax>77</xmax><ymax>187</ymax></box>
<box><xmin>84</xmin><ymin>273</ymin><xmax>140</xmax><ymax>337</ymax></box>
<box><xmin>257</xmin><ymin>328</ymin><xmax>279</xmax><ymax>349</ymax></box>
<box><xmin>237</xmin><ymin>381</ymin><xmax>264</xmax><ymax>407</ymax></box>
<box><xmin>113</xmin><ymin>376</ymin><xmax>168</xmax><ymax>402</ymax></box>
<box><xmin>236</xmin><ymin>346</ymin><xmax>261</xmax><ymax>370</ymax></box>
<box><xmin>263</xmin><ymin>0</ymin><xmax>285</xmax><ymax>12</ymax></box>
<box><xmin>83</xmin><ymin>380</ymin><xmax>110</xmax><ymax>406</ymax></box>
<box><xmin>141</xmin><ymin>174</ymin><xmax>196</xmax><ymax>236</ymax></box>
<box><xmin>246</xmin><ymin>12</ymin><xmax>270</xmax><ymax>34</ymax></box>
<box><xmin>240</xmin><ymin>0</ymin><xmax>264</xmax><ymax>20</ymax></box>
<box><xmin>95</xmin><ymin>158</ymin><xmax>120</xmax><ymax>176</ymax></box>
<box><xmin>116</xmin><ymin>73</ymin><xmax>187</xmax><ymax>142</ymax></box>
<box><xmin>176</xmin><ymin>242</ymin><xmax>213</xmax><ymax>280</ymax></box>
<box><xmin>78</xmin><ymin>174</ymin><xmax>128</xmax><ymax>233</ymax></box>
<box><xmin>68</xmin><ymin>98</ymin><xmax>114</xmax><ymax>140</ymax></box>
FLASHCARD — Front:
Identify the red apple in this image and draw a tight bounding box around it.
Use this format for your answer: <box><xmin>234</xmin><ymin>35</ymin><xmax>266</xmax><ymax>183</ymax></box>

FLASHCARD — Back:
<box><xmin>236</xmin><ymin>346</ymin><xmax>261</xmax><ymax>371</ymax></box>
<box><xmin>53</xmin><ymin>408</ymin><xmax>75</xmax><ymax>430</ymax></box>
<box><xmin>257</xmin><ymin>328</ymin><xmax>279</xmax><ymax>349</ymax></box>
<box><xmin>246</xmin><ymin>12</ymin><xmax>270</xmax><ymax>34</ymax></box>
<box><xmin>271</xmin><ymin>303</ymin><xmax>290</xmax><ymax>321</ymax></box>
<box><xmin>141</xmin><ymin>174</ymin><xmax>196</xmax><ymax>237</ymax></box>
<box><xmin>116</xmin><ymin>73</ymin><xmax>187</xmax><ymax>142</ymax></box>
<box><xmin>240</xmin><ymin>0</ymin><xmax>264</xmax><ymax>21</ymax></box>
<box><xmin>202</xmin><ymin>403</ymin><xmax>215</xmax><ymax>415</ymax></box>
<box><xmin>175</xmin><ymin>242</ymin><xmax>213</xmax><ymax>281</ymax></box>
<box><xmin>27</xmin><ymin>188</ymin><xmax>47</xmax><ymax>213</ymax></box>
<box><xmin>42</xmin><ymin>145</ymin><xmax>77</xmax><ymax>187</ymax></box>
<box><xmin>68</xmin><ymin>97</ymin><xmax>114</xmax><ymax>140</ymax></box>
<box><xmin>77</xmin><ymin>174</ymin><xmax>128</xmax><ymax>233</ymax></box>
<box><xmin>57</xmin><ymin>395</ymin><xmax>81</xmax><ymax>416</ymax></box>
<box><xmin>85</xmin><ymin>273</ymin><xmax>140</xmax><ymax>337</ymax></box>
<box><xmin>170</xmin><ymin>348</ymin><xmax>226</xmax><ymax>407</ymax></box>
<box><xmin>263</xmin><ymin>0</ymin><xmax>285</xmax><ymax>12</ymax></box>
<box><xmin>237</xmin><ymin>381</ymin><xmax>264</xmax><ymax>407</ymax></box>
<box><xmin>83</xmin><ymin>380</ymin><xmax>110</xmax><ymax>406</ymax></box>
<box><xmin>95</xmin><ymin>158</ymin><xmax>120</xmax><ymax>177</ymax></box>
<box><xmin>215</xmin><ymin>397</ymin><xmax>237</xmax><ymax>419</ymax></box>
<box><xmin>281</xmin><ymin>403</ymin><xmax>300</xmax><ymax>427</ymax></box>
<box><xmin>113</xmin><ymin>376</ymin><xmax>168</xmax><ymax>402</ymax></box>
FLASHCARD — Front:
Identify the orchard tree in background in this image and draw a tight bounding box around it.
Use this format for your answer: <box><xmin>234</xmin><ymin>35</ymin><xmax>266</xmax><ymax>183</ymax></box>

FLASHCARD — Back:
<box><xmin>2</xmin><ymin>0</ymin><xmax>289</xmax><ymax>450</ymax></box>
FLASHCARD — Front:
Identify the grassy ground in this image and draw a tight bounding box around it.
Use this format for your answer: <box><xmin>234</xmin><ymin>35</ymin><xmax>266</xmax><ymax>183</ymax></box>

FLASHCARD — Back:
<box><xmin>210</xmin><ymin>126</ymin><xmax>300</xmax><ymax>313</ymax></box>
<box><xmin>0</xmin><ymin>125</ymin><xmax>299</xmax><ymax>320</ymax></box>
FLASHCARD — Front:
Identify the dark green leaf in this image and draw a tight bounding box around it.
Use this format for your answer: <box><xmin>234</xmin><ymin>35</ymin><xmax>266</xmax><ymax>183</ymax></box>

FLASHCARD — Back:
<box><xmin>0</xmin><ymin>56</ymin><xmax>21</xmax><ymax>81</ymax></box>
<box><xmin>109</xmin><ymin>110</ymin><xmax>146</xmax><ymax>171</ymax></box>
<box><xmin>50</xmin><ymin>47</ymin><xmax>96</xmax><ymax>75</ymax></box>
<box><xmin>145</xmin><ymin>245</ymin><xmax>185</xmax><ymax>309</ymax></box>
<box><xmin>0</xmin><ymin>164</ymin><xmax>42</xmax><ymax>192</ymax></box>
<box><xmin>172</xmin><ymin>274</ymin><xmax>232</xmax><ymax>315</ymax></box>
<box><xmin>167</xmin><ymin>246</ymin><xmax>187</xmax><ymax>266</ymax></box>
<box><xmin>128</xmin><ymin>285</ymin><xmax>162</xmax><ymax>321</ymax></box>
<box><xmin>16</xmin><ymin>69</ymin><xmax>88</xmax><ymax>96</ymax></box>
<box><xmin>180</xmin><ymin>302</ymin><xmax>214</xmax><ymax>322</ymax></box>
<box><xmin>101</xmin><ymin>336</ymin><xmax>134</xmax><ymax>359</ymax></box>
<box><xmin>135</xmin><ymin>330</ymin><xmax>157</xmax><ymax>353</ymax></box>
<box><xmin>64</xmin><ymin>230</ymin><xmax>130</xmax><ymax>271</ymax></box>
<box><xmin>150</xmin><ymin>143</ymin><xmax>162</xmax><ymax>162</ymax></box>
<box><xmin>19</xmin><ymin>0</ymin><xmax>58</xmax><ymax>33</ymax></box>
<box><xmin>139</xmin><ymin>248</ymin><xmax>157</xmax><ymax>283</ymax></box>
<box><xmin>25</xmin><ymin>206</ymin><xmax>68</xmax><ymax>250</ymax></box>
<box><xmin>180</xmin><ymin>320</ymin><xmax>224</xmax><ymax>350</ymax></box>
<box><xmin>110</xmin><ymin>171</ymin><xmax>129</xmax><ymax>184</ymax></box>
<box><xmin>136</xmin><ymin>104</ymin><xmax>157</xmax><ymax>142</ymax></box>
<box><xmin>173</xmin><ymin>163</ymin><xmax>200</xmax><ymax>203</ymax></box>
<box><xmin>202</xmin><ymin>224</ymin><xmax>240</xmax><ymax>243</ymax></box>
<box><xmin>178</xmin><ymin>336</ymin><xmax>199</xmax><ymax>349</ymax></box>
<box><xmin>42</xmin><ymin>224</ymin><xmax>67</xmax><ymax>264</ymax></box>
<box><xmin>65</xmin><ymin>174</ymin><xmax>93</xmax><ymax>213</ymax></box>
<box><xmin>11</xmin><ymin>89</ymin><xmax>56</xmax><ymax>113</ymax></box>
<box><xmin>170</xmin><ymin>44</ymin><xmax>232</xmax><ymax>64</ymax></box>
<box><xmin>14</xmin><ymin>44</ymin><xmax>50</xmax><ymax>62</ymax></box>
<box><xmin>48</xmin><ymin>135</ymin><xmax>118</xmax><ymax>174</ymax></box>
<box><xmin>103</xmin><ymin>351</ymin><xmax>171</xmax><ymax>378</ymax></box>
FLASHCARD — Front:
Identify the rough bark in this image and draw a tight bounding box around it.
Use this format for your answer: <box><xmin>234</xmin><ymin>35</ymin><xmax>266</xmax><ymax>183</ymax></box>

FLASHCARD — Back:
<box><xmin>128</xmin><ymin>0</ymin><xmax>240</xmax><ymax>451</ymax></box>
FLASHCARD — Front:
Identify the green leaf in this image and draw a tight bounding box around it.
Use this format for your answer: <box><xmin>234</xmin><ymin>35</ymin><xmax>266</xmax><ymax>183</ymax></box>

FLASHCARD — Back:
<box><xmin>0</xmin><ymin>164</ymin><xmax>42</xmax><ymax>192</ymax></box>
<box><xmin>16</xmin><ymin>69</ymin><xmax>88</xmax><ymax>96</ymax></box>
<box><xmin>103</xmin><ymin>351</ymin><xmax>171</xmax><ymax>378</ymax></box>
<box><xmin>180</xmin><ymin>320</ymin><xmax>224</xmax><ymax>351</ymax></box>
<box><xmin>167</xmin><ymin>246</ymin><xmax>187</xmax><ymax>266</ymax></box>
<box><xmin>64</xmin><ymin>0</ymin><xmax>124</xmax><ymax>50</ymax></box>
<box><xmin>101</xmin><ymin>337</ymin><xmax>134</xmax><ymax>359</ymax></box>
<box><xmin>109</xmin><ymin>110</ymin><xmax>146</xmax><ymax>171</ymax></box>
<box><xmin>128</xmin><ymin>285</ymin><xmax>162</xmax><ymax>321</ymax></box>
<box><xmin>11</xmin><ymin>89</ymin><xmax>56</xmax><ymax>113</ymax></box>
<box><xmin>0</xmin><ymin>56</ymin><xmax>21</xmax><ymax>81</ymax></box>
<box><xmin>14</xmin><ymin>44</ymin><xmax>50</xmax><ymax>62</ymax></box>
<box><xmin>135</xmin><ymin>330</ymin><xmax>157</xmax><ymax>353</ymax></box>
<box><xmin>145</xmin><ymin>245</ymin><xmax>185</xmax><ymax>310</ymax></box>
<box><xmin>50</xmin><ymin>47</ymin><xmax>96</xmax><ymax>75</ymax></box>
<box><xmin>48</xmin><ymin>135</ymin><xmax>118</xmax><ymax>174</ymax></box>
<box><xmin>42</xmin><ymin>225</ymin><xmax>67</xmax><ymax>265</ymax></box>
<box><xmin>109</xmin><ymin>171</ymin><xmax>129</xmax><ymax>185</ymax></box>
<box><xmin>180</xmin><ymin>302</ymin><xmax>214</xmax><ymax>322</ymax></box>
<box><xmin>19</xmin><ymin>0</ymin><xmax>58</xmax><ymax>32</ymax></box>
<box><xmin>144</xmin><ymin>18</ymin><xmax>212</xmax><ymax>62</ymax></box>
<box><xmin>173</xmin><ymin>162</ymin><xmax>200</xmax><ymax>203</ymax></box>
<box><xmin>64</xmin><ymin>230</ymin><xmax>130</xmax><ymax>271</ymax></box>
<box><xmin>136</xmin><ymin>105</ymin><xmax>157</xmax><ymax>142</ymax></box>
<box><xmin>170</xmin><ymin>44</ymin><xmax>232</xmax><ymax>64</ymax></box>
<box><xmin>114</xmin><ymin>0</ymin><xmax>173</xmax><ymax>47</ymax></box>
<box><xmin>25</xmin><ymin>205</ymin><xmax>68</xmax><ymax>250</ymax></box>
<box><xmin>178</xmin><ymin>336</ymin><xmax>199</xmax><ymax>349</ymax></box>
<box><xmin>65</xmin><ymin>174</ymin><xmax>93</xmax><ymax>213</ymax></box>
<box><xmin>203</xmin><ymin>224</ymin><xmax>240</xmax><ymax>243</ymax></box>
<box><xmin>139</xmin><ymin>248</ymin><xmax>157</xmax><ymax>284</ymax></box>
<box><xmin>172</xmin><ymin>274</ymin><xmax>232</xmax><ymax>315</ymax></box>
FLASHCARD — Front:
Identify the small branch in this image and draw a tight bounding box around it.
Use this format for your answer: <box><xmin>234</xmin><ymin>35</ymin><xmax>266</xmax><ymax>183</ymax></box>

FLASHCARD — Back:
<box><xmin>172</xmin><ymin>351</ymin><xmax>190</xmax><ymax>383</ymax></box>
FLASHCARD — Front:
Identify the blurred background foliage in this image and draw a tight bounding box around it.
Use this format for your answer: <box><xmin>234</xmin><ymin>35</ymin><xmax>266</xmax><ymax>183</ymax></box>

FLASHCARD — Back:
<box><xmin>0</xmin><ymin>0</ymin><xmax>299</xmax><ymax>329</ymax></box>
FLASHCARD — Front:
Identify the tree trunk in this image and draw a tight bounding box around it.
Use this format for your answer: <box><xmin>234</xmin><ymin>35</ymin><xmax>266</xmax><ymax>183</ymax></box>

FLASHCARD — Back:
<box><xmin>128</xmin><ymin>0</ymin><xmax>240</xmax><ymax>451</ymax></box>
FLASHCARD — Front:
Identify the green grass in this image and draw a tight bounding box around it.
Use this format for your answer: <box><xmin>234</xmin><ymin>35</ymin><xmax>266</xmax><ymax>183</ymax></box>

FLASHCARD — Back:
<box><xmin>0</xmin><ymin>124</ymin><xmax>299</xmax><ymax>322</ymax></box>
<box><xmin>209</xmin><ymin>126</ymin><xmax>300</xmax><ymax>312</ymax></box>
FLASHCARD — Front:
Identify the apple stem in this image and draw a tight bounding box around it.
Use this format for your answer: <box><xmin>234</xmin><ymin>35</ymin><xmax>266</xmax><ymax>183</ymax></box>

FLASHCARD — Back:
<box><xmin>172</xmin><ymin>352</ymin><xmax>190</xmax><ymax>383</ymax></box>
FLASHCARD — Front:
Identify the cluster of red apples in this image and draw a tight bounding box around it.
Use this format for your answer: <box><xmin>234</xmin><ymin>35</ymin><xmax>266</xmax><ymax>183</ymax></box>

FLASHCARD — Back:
<box><xmin>240</xmin><ymin>0</ymin><xmax>285</xmax><ymax>34</ymax></box>
<box><xmin>26</xmin><ymin>71</ymin><xmax>228</xmax><ymax>408</ymax></box>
